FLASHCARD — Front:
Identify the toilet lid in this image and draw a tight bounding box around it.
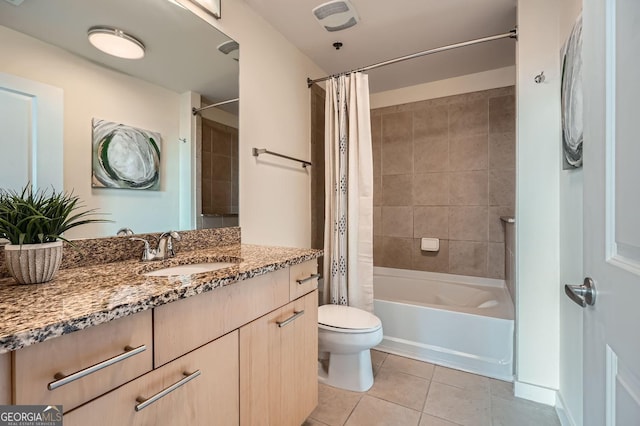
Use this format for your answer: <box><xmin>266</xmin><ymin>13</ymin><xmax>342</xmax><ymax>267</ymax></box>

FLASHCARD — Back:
<box><xmin>318</xmin><ymin>304</ymin><xmax>381</xmax><ymax>331</ymax></box>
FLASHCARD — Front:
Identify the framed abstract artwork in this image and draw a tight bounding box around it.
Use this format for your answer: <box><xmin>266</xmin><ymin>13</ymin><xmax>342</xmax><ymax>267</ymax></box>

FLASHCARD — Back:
<box><xmin>560</xmin><ymin>15</ymin><xmax>583</xmax><ymax>169</ymax></box>
<box><xmin>92</xmin><ymin>118</ymin><xmax>161</xmax><ymax>190</ymax></box>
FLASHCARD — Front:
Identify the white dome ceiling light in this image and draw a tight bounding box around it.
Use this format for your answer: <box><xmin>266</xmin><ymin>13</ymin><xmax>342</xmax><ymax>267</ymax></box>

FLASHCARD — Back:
<box><xmin>87</xmin><ymin>26</ymin><xmax>145</xmax><ymax>60</ymax></box>
<box><xmin>312</xmin><ymin>0</ymin><xmax>359</xmax><ymax>32</ymax></box>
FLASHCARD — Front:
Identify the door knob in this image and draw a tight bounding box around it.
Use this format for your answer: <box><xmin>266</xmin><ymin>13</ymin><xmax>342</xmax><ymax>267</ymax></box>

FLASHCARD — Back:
<box><xmin>564</xmin><ymin>277</ymin><xmax>596</xmax><ymax>307</ymax></box>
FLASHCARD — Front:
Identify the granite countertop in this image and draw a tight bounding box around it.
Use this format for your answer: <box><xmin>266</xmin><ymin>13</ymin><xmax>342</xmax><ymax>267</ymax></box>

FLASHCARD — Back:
<box><xmin>0</xmin><ymin>244</ymin><xmax>322</xmax><ymax>354</ymax></box>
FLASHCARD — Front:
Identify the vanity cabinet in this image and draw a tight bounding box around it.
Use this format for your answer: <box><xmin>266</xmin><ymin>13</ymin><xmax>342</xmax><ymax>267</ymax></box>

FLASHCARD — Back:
<box><xmin>13</xmin><ymin>309</ymin><xmax>153</xmax><ymax>412</ymax></box>
<box><xmin>240</xmin><ymin>290</ymin><xmax>318</xmax><ymax>426</ymax></box>
<box><xmin>65</xmin><ymin>330</ymin><xmax>239</xmax><ymax>426</ymax></box>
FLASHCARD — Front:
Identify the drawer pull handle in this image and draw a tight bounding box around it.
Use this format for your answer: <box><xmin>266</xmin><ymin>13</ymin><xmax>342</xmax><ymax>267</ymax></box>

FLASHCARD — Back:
<box><xmin>135</xmin><ymin>370</ymin><xmax>201</xmax><ymax>412</ymax></box>
<box><xmin>48</xmin><ymin>344</ymin><xmax>147</xmax><ymax>391</ymax></box>
<box><xmin>276</xmin><ymin>310</ymin><xmax>305</xmax><ymax>328</ymax></box>
<box><xmin>296</xmin><ymin>273</ymin><xmax>320</xmax><ymax>285</ymax></box>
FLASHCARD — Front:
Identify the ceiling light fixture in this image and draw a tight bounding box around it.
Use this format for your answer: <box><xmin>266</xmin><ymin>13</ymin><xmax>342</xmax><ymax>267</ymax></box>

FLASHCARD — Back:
<box><xmin>87</xmin><ymin>26</ymin><xmax>145</xmax><ymax>60</ymax></box>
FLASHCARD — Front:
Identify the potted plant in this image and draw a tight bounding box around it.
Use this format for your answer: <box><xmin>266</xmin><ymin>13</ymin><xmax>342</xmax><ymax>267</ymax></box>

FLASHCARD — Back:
<box><xmin>0</xmin><ymin>185</ymin><xmax>107</xmax><ymax>284</ymax></box>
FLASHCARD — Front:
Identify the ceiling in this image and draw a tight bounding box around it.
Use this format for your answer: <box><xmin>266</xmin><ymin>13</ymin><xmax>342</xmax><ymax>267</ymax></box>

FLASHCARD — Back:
<box><xmin>243</xmin><ymin>0</ymin><xmax>517</xmax><ymax>93</ymax></box>
<box><xmin>0</xmin><ymin>0</ymin><xmax>239</xmax><ymax>107</ymax></box>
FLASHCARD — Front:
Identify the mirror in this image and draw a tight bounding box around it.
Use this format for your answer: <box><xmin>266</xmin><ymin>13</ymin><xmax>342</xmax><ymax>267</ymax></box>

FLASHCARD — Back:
<box><xmin>0</xmin><ymin>0</ymin><xmax>239</xmax><ymax>238</ymax></box>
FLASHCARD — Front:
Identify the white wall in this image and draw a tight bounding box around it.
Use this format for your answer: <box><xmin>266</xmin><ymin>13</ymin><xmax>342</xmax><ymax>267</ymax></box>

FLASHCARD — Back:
<box><xmin>0</xmin><ymin>26</ymin><xmax>182</xmax><ymax>238</ymax></box>
<box><xmin>180</xmin><ymin>0</ymin><xmax>326</xmax><ymax>248</ymax></box>
<box><xmin>558</xmin><ymin>1</ymin><xmax>584</xmax><ymax>424</ymax></box>
<box><xmin>515</xmin><ymin>0</ymin><xmax>564</xmax><ymax>405</ymax></box>
<box><xmin>370</xmin><ymin>66</ymin><xmax>516</xmax><ymax>108</ymax></box>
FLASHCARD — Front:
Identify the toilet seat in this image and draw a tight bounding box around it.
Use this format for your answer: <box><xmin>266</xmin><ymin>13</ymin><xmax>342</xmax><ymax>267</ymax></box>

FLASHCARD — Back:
<box><xmin>318</xmin><ymin>304</ymin><xmax>382</xmax><ymax>334</ymax></box>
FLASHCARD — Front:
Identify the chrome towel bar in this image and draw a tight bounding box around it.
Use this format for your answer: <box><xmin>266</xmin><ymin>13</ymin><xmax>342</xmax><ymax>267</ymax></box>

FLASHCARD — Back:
<box><xmin>252</xmin><ymin>148</ymin><xmax>312</xmax><ymax>168</ymax></box>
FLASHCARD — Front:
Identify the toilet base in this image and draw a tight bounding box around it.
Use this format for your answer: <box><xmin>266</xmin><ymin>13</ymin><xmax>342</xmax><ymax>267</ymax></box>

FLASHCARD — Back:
<box><xmin>317</xmin><ymin>349</ymin><xmax>374</xmax><ymax>392</ymax></box>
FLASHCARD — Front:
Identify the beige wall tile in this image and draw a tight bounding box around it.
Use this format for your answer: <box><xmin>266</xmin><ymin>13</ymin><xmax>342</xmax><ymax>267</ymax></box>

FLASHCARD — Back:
<box><xmin>414</xmin><ymin>206</ymin><xmax>448</xmax><ymax>239</ymax></box>
<box><xmin>373</xmin><ymin>206</ymin><xmax>382</xmax><ymax>236</ymax></box>
<box><xmin>383</xmin><ymin>140</ymin><xmax>413</xmax><ymax>175</ymax></box>
<box><xmin>371</xmin><ymin>115</ymin><xmax>382</xmax><ymax>145</ymax></box>
<box><xmin>374</xmin><ymin>175</ymin><xmax>382</xmax><ymax>206</ymax></box>
<box><xmin>448</xmin><ymin>99</ymin><xmax>488</xmax><ymax>138</ymax></box>
<box><xmin>489</xmin><ymin>206</ymin><xmax>514</xmax><ymax>242</ymax></box>
<box><xmin>488</xmin><ymin>242</ymin><xmax>505</xmax><ymax>279</ymax></box>
<box><xmin>448</xmin><ymin>206</ymin><xmax>488</xmax><ymax>241</ymax></box>
<box><xmin>382</xmin><ymin>206</ymin><xmax>414</xmax><ymax>238</ymax></box>
<box><xmin>381</xmin><ymin>237</ymin><xmax>413</xmax><ymax>269</ymax></box>
<box><xmin>489</xmin><ymin>132</ymin><xmax>516</xmax><ymax>170</ymax></box>
<box><xmin>489</xmin><ymin>95</ymin><xmax>516</xmax><ymax>134</ymax></box>
<box><xmin>449</xmin><ymin>134</ymin><xmax>488</xmax><ymax>171</ymax></box>
<box><xmin>489</xmin><ymin>169</ymin><xmax>515</xmax><ymax>206</ymax></box>
<box><xmin>412</xmin><ymin>239</ymin><xmax>449</xmax><ymax>273</ymax></box>
<box><xmin>449</xmin><ymin>241</ymin><xmax>488</xmax><ymax>277</ymax></box>
<box><xmin>211</xmin><ymin>154</ymin><xmax>232</xmax><ymax>181</ymax></box>
<box><xmin>449</xmin><ymin>171</ymin><xmax>488</xmax><ymax>205</ymax></box>
<box><xmin>414</xmin><ymin>137</ymin><xmax>449</xmax><ymax>172</ymax></box>
<box><xmin>382</xmin><ymin>111</ymin><xmax>413</xmax><ymax>144</ymax></box>
<box><xmin>345</xmin><ymin>395</ymin><xmax>421</xmax><ymax>426</ymax></box>
<box><xmin>202</xmin><ymin>152</ymin><xmax>212</xmax><ymax>179</ymax></box>
<box><xmin>414</xmin><ymin>105</ymin><xmax>448</xmax><ymax>139</ymax></box>
<box><xmin>374</xmin><ymin>235</ymin><xmax>383</xmax><ymax>266</ymax></box>
<box><xmin>383</xmin><ymin>174</ymin><xmax>413</xmax><ymax>206</ymax></box>
<box><xmin>414</xmin><ymin>173</ymin><xmax>449</xmax><ymax>205</ymax></box>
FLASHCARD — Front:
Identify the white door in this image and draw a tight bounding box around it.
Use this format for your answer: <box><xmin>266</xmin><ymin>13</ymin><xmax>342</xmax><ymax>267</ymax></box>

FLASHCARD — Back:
<box><xmin>582</xmin><ymin>0</ymin><xmax>640</xmax><ymax>424</ymax></box>
<box><xmin>0</xmin><ymin>72</ymin><xmax>63</xmax><ymax>191</ymax></box>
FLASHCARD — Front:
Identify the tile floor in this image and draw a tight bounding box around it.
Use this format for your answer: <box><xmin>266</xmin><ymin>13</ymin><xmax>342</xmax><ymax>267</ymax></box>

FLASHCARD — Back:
<box><xmin>304</xmin><ymin>350</ymin><xmax>560</xmax><ymax>426</ymax></box>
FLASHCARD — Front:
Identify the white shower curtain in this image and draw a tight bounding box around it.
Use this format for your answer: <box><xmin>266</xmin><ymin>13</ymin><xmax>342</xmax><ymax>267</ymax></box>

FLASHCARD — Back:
<box><xmin>323</xmin><ymin>73</ymin><xmax>374</xmax><ymax>313</ymax></box>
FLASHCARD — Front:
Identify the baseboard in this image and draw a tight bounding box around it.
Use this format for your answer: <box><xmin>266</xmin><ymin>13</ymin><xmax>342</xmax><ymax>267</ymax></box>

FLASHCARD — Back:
<box><xmin>555</xmin><ymin>392</ymin><xmax>578</xmax><ymax>426</ymax></box>
<box><xmin>514</xmin><ymin>380</ymin><xmax>557</xmax><ymax>406</ymax></box>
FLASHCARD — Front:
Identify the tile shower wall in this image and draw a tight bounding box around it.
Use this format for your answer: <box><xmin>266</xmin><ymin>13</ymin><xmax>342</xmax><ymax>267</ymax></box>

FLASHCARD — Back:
<box><xmin>371</xmin><ymin>86</ymin><xmax>515</xmax><ymax>279</ymax></box>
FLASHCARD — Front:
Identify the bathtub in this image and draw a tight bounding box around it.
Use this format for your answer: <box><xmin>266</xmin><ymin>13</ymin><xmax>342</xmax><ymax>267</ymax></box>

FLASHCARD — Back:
<box><xmin>373</xmin><ymin>267</ymin><xmax>514</xmax><ymax>381</ymax></box>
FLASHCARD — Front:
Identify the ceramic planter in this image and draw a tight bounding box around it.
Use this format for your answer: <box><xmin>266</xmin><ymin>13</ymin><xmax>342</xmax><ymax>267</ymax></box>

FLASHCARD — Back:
<box><xmin>4</xmin><ymin>241</ymin><xmax>63</xmax><ymax>284</ymax></box>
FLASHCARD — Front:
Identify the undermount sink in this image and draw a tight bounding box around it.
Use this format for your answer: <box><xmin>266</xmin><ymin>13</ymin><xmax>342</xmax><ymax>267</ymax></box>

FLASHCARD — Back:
<box><xmin>143</xmin><ymin>262</ymin><xmax>238</xmax><ymax>277</ymax></box>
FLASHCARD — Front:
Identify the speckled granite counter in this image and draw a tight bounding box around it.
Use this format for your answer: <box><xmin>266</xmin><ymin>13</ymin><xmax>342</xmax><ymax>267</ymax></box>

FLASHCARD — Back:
<box><xmin>0</xmin><ymin>244</ymin><xmax>322</xmax><ymax>354</ymax></box>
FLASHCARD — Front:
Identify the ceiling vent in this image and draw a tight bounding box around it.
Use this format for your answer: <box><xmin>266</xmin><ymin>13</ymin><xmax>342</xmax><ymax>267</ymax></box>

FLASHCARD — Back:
<box><xmin>312</xmin><ymin>0</ymin><xmax>359</xmax><ymax>32</ymax></box>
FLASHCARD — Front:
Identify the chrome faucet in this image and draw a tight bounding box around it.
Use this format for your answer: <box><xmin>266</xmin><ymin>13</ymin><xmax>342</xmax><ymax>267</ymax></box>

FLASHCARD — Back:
<box><xmin>130</xmin><ymin>231</ymin><xmax>181</xmax><ymax>261</ymax></box>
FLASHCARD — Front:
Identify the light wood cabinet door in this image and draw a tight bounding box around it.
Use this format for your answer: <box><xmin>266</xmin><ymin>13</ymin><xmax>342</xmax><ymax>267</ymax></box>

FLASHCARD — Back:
<box><xmin>154</xmin><ymin>268</ymin><xmax>289</xmax><ymax>367</ymax></box>
<box><xmin>14</xmin><ymin>310</ymin><xmax>152</xmax><ymax>412</ymax></box>
<box><xmin>0</xmin><ymin>352</ymin><xmax>10</xmax><ymax>404</ymax></box>
<box><xmin>289</xmin><ymin>261</ymin><xmax>318</xmax><ymax>301</ymax></box>
<box><xmin>240</xmin><ymin>290</ymin><xmax>318</xmax><ymax>426</ymax></box>
<box><xmin>65</xmin><ymin>330</ymin><xmax>239</xmax><ymax>426</ymax></box>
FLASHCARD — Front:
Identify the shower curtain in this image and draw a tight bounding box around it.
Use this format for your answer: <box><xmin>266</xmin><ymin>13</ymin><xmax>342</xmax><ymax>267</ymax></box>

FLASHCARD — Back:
<box><xmin>323</xmin><ymin>73</ymin><xmax>374</xmax><ymax>313</ymax></box>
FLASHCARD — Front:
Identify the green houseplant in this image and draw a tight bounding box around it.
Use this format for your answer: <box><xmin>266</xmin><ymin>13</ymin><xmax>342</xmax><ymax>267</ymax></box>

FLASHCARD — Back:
<box><xmin>0</xmin><ymin>185</ymin><xmax>107</xmax><ymax>284</ymax></box>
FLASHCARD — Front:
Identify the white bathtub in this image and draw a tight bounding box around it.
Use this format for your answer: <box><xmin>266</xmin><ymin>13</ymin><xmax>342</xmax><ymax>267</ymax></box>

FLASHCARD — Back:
<box><xmin>373</xmin><ymin>267</ymin><xmax>514</xmax><ymax>381</ymax></box>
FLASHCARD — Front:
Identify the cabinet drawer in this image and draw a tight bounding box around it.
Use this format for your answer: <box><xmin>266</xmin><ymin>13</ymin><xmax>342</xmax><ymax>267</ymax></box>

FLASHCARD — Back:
<box><xmin>14</xmin><ymin>310</ymin><xmax>152</xmax><ymax>412</ymax></box>
<box><xmin>154</xmin><ymin>268</ymin><xmax>289</xmax><ymax>367</ymax></box>
<box><xmin>65</xmin><ymin>330</ymin><xmax>239</xmax><ymax>426</ymax></box>
<box><xmin>0</xmin><ymin>352</ymin><xmax>10</xmax><ymax>404</ymax></box>
<box><xmin>289</xmin><ymin>261</ymin><xmax>318</xmax><ymax>301</ymax></box>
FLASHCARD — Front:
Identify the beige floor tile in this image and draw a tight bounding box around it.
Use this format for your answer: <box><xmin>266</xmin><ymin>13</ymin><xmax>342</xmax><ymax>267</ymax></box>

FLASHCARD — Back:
<box><xmin>432</xmin><ymin>366</ymin><xmax>491</xmax><ymax>392</ymax></box>
<box><xmin>310</xmin><ymin>383</ymin><xmax>363</xmax><ymax>426</ymax></box>
<box><xmin>381</xmin><ymin>354</ymin><xmax>435</xmax><ymax>379</ymax></box>
<box><xmin>423</xmin><ymin>382</ymin><xmax>491</xmax><ymax>426</ymax></box>
<box><xmin>371</xmin><ymin>349</ymin><xmax>388</xmax><ymax>367</ymax></box>
<box><xmin>345</xmin><ymin>395</ymin><xmax>421</xmax><ymax>426</ymax></box>
<box><xmin>367</xmin><ymin>368</ymin><xmax>430</xmax><ymax>410</ymax></box>
<box><xmin>489</xmin><ymin>378</ymin><xmax>514</xmax><ymax>400</ymax></box>
<box><xmin>419</xmin><ymin>413</ymin><xmax>461</xmax><ymax>425</ymax></box>
<box><xmin>491</xmin><ymin>395</ymin><xmax>560</xmax><ymax>426</ymax></box>
<box><xmin>303</xmin><ymin>418</ymin><xmax>331</xmax><ymax>426</ymax></box>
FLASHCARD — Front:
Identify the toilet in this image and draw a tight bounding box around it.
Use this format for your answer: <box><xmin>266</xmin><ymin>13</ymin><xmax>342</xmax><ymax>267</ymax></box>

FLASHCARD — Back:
<box><xmin>317</xmin><ymin>304</ymin><xmax>383</xmax><ymax>392</ymax></box>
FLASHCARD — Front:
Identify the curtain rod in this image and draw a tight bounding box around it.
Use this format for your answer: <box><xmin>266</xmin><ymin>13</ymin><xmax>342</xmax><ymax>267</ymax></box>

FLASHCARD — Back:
<box><xmin>192</xmin><ymin>97</ymin><xmax>239</xmax><ymax>115</ymax></box>
<box><xmin>307</xmin><ymin>28</ymin><xmax>518</xmax><ymax>87</ymax></box>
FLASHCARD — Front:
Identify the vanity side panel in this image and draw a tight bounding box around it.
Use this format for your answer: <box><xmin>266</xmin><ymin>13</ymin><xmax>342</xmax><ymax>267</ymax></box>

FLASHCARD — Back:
<box><xmin>0</xmin><ymin>352</ymin><xmax>10</xmax><ymax>404</ymax></box>
<box><xmin>154</xmin><ymin>268</ymin><xmax>289</xmax><ymax>367</ymax></box>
